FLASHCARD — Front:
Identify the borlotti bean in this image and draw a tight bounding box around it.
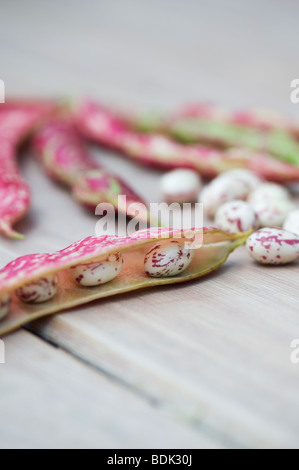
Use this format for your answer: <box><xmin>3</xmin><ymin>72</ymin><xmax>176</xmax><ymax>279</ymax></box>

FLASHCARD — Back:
<box><xmin>248</xmin><ymin>182</ymin><xmax>290</xmax><ymax>206</ymax></box>
<box><xmin>144</xmin><ymin>241</ymin><xmax>194</xmax><ymax>277</ymax></box>
<box><xmin>252</xmin><ymin>199</ymin><xmax>296</xmax><ymax>228</ymax></box>
<box><xmin>0</xmin><ymin>227</ymin><xmax>248</xmax><ymax>336</ymax></box>
<box><xmin>0</xmin><ymin>293</ymin><xmax>11</xmax><ymax>320</ymax></box>
<box><xmin>215</xmin><ymin>201</ymin><xmax>259</xmax><ymax>233</ymax></box>
<box><xmin>160</xmin><ymin>169</ymin><xmax>202</xmax><ymax>203</ymax></box>
<box><xmin>283</xmin><ymin>209</ymin><xmax>299</xmax><ymax>236</ymax></box>
<box><xmin>246</xmin><ymin>228</ymin><xmax>299</xmax><ymax>265</ymax></box>
<box><xmin>70</xmin><ymin>253</ymin><xmax>123</xmax><ymax>287</ymax></box>
<box><xmin>16</xmin><ymin>274</ymin><xmax>58</xmax><ymax>304</ymax></box>
<box><xmin>200</xmin><ymin>170</ymin><xmax>258</xmax><ymax>218</ymax></box>
<box><xmin>217</xmin><ymin>169</ymin><xmax>262</xmax><ymax>192</ymax></box>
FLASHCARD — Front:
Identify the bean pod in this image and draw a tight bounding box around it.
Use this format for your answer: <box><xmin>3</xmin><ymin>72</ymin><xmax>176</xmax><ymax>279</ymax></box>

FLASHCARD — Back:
<box><xmin>33</xmin><ymin>119</ymin><xmax>151</xmax><ymax>223</ymax></box>
<box><xmin>0</xmin><ymin>101</ymin><xmax>56</xmax><ymax>238</ymax></box>
<box><xmin>133</xmin><ymin>103</ymin><xmax>299</xmax><ymax>135</ymax></box>
<box><xmin>0</xmin><ymin>226</ymin><xmax>249</xmax><ymax>336</ymax></box>
<box><xmin>0</xmin><ymin>293</ymin><xmax>11</xmax><ymax>320</ymax></box>
<box><xmin>74</xmin><ymin>100</ymin><xmax>299</xmax><ymax>183</ymax></box>
<box><xmin>135</xmin><ymin>103</ymin><xmax>299</xmax><ymax>166</ymax></box>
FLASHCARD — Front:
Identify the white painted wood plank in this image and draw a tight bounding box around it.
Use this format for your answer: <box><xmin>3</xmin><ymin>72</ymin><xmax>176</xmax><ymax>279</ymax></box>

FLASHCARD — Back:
<box><xmin>0</xmin><ymin>330</ymin><xmax>219</xmax><ymax>449</ymax></box>
<box><xmin>0</xmin><ymin>0</ymin><xmax>298</xmax><ymax>112</ymax></box>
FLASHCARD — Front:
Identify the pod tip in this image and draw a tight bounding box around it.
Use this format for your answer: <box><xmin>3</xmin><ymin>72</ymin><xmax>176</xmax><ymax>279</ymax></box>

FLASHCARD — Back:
<box><xmin>0</xmin><ymin>221</ymin><xmax>26</xmax><ymax>240</ymax></box>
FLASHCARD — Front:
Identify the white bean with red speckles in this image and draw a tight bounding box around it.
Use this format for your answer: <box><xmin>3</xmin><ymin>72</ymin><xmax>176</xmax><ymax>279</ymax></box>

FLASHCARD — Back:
<box><xmin>16</xmin><ymin>274</ymin><xmax>58</xmax><ymax>304</ymax></box>
<box><xmin>70</xmin><ymin>253</ymin><xmax>123</xmax><ymax>287</ymax></box>
<box><xmin>217</xmin><ymin>169</ymin><xmax>262</xmax><ymax>192</ymax></box>
<box><xmin>160</xmin><ymin>169</ymin><xmax>202</xmax><ymax>203</ymax></box>
<box><xmin>248</xmin><ymin>182</ymin><xmax>290</xmax><ymax>206</ymax></box>
<box><xmin>246</xmin><ymin>228</ymin><xmax>299</xmax><ymax>265</ymax></box>
<box><xmin>200</xmin><ymin>178</ymin><xmax>250</xmax><ymax>218</ymax></box>
<box><xmin>144</xmin><ymin>241</ymin><xmax>194</xmax><ymax>277</ymax></box>
<box><xmin>0</xmin><ymin>293</ymin><xmax>11</xmax><ymax>320</ymax></box>
<box><xmin>283</xmin><ymin>209</ymin><xmax>299</xmax><ymax>236</ymax></box>
<box><xmin>215</xmin><ymin>201</ymin><xmax>259</xmax><ymax>233</ymax></box>
<box><xmin>200</xmin><ymin>169</ymin><xmax>262</xmax><ymax>218</ymax></box>
<box><xmin>252</xmin><ymin>199</ymin><xmax>296</xmax><ymax>228</ymax></box>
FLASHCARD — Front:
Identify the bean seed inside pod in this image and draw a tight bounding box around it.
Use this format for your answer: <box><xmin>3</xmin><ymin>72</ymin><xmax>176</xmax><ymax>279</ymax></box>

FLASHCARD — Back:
<box><xmin>16</xmin><ymin>274</ymin><xmax>58</xmax><ymax>304</ymax></box>
<box><xmin>70</xmin><ymin>253</ymin><xmax>123</xmax><ymax>287</ymax></box>
<box><xmin>160</xmin><ymin>169</ymin><xmax>202</xmax><ymax>203</ymax></box>
<box><xmin>283</xmin><ymin>209</ymin><xmax>299</xmax><ymax>236</ymax></box>
<box><xmin>144</xmin><ymin>241</ymin><xmax>194</xmax><ymax>277</ymax></box>
<box><xmin>246</xmin><ymin>228</ymin><xmax>299</xmax><ymax>265</ymax></box>
<box><xmin>215</xmin><ymin>200</ymin><xmax>259</xmax><ymax>233</ymax></box>
<box><xmin>0</xmin><ymin>293</ymin><xmax>11</xmax><ymax>320</ymax></box>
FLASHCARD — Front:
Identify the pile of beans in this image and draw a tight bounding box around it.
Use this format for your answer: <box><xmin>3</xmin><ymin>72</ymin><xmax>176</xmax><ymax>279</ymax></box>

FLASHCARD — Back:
<box><xmin>160</xmin><ymin>168</ymin><xmax>299</xmax><ymax>265</ymax></box>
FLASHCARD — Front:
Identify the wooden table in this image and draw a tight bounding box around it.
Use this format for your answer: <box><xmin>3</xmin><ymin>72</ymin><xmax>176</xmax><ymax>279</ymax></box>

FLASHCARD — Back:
<box><xmin>0</xmin><ymin>0</ymin><xmax>299</xmax><ymax>449</ymax></box>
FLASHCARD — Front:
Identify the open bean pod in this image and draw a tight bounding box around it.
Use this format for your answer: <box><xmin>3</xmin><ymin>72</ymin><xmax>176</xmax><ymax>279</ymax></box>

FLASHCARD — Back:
<box><xmin>0</xmin><ymin>101</ymin><xmax>57</xmax><ymax>239</ymax></box>
<box><xmin>33</xmin><ymin>119</ymin><xmax>151</xmax><ymax>222</ymax></box>
<box><xmin>74</xmin><ymin>100</ymin><xmax>299</xmax><ymax>182</ymax></box>
<box><xmin>0</xmin><ymin>227</ymin><xmax>249</xmax><ymax>336</ymax></box>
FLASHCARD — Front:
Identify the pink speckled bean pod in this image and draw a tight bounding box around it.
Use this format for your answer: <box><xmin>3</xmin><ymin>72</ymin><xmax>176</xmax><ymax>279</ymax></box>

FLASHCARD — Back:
<box><xmin>0</xmin><ymin>226</ymin><xmax>248</xmax><ymax>336</ymax></box>
<box><xmin>145</xmin><ymin>104</ymin><xmax>299</xmax><ymax>167</ymax></box>
<box><xmin>74</xmin><ymin>100</ymin><xmax>299</xmax><ymax>183</ymax></box>
<box><xmin>74</xmin><ymin>100</ymin><xmax>230</xmax><ymax>177</ymax></box>
<box><xmin>33</xmin><ymin>119</ymin><xmax>151</xmax><ymax>222</ymax></box>
<box><xmin>166</xmin><ymin>103</ymin><xmax>299</xmax><ymax>134</ymax></box>
<box><xmin>0</xmin><ymin>101</ymin><xmax>56</xmax><ymax>239</ymax></box>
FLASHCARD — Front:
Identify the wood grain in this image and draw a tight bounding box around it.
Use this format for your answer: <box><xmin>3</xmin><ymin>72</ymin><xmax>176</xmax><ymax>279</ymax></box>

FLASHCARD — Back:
<box><xmin>29</xmin><ymin>248</ymin><xmax>299</xmax><ymax>448</ymax></box>
<box><xmin>0</xmin><ymin>331</ymin><xmax>219</xmax><ymax>448</ymax></box>
<box><xmin>0</xmin><ymin>0</ymin><xmax>299</xmax><ymax>449</ymax></box>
